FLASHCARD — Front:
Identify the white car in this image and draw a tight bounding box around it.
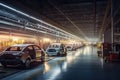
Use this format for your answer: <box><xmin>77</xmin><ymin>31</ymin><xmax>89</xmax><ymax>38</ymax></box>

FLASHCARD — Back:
<box><xmin>0</xmin><ymin>44</ymin><xmax>46</xmax><ymax>68</ymax></box>
<box><xmin>46</xmin><ymin>43</ymin><xmax>67</xmax><ymax>56</ymax></box>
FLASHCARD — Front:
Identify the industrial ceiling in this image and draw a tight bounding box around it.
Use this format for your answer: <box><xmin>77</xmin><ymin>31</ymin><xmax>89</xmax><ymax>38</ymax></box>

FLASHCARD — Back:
<box><xmin>1</xmin><ymin>0</ymin><xmax>107</xmax><ymax>42</ymax></box>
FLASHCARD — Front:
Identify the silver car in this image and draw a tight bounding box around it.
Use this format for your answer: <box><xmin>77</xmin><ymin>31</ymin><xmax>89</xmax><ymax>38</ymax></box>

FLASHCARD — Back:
<box><xmin>0</xmin><ymin>44</ymin><xmax>46</xmax><ymax>68</ymax></box>
<box><xmin>46</xmin><ymin>43</ymin><xmax>67</xmax><ymax>56</ymax></box>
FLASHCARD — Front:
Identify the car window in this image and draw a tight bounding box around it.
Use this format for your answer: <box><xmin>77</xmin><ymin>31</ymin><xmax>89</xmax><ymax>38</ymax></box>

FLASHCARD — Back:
<box><xmin>23</xmin><ymin>46</ymin><xmax>33</xmax><ymax>52</ymax></box>
<box><xmin>6</xmin><ymin>46</ymin><xmax>23</xmax><ymax>51</ymax></box>
<box><xmin>49</xmin><ymin>45</ymin><xmax>60</xmax><ymax>48</ymax></box>
<box><xmin>67</xmin><ymin>46</ymin><xmax>71</xmax><ymax>48</ymax></box>
<box><xmin>33</xmin><ymin>45</ymin><xmax>43</xmax><ymax>58</ymax></box>
<box><xmin>33</xmin><ymin>46</ymin><xmax>41</xmax><ymax>50</ymax></box>
<box><xmin>55</xmin><ymin>45</ymin><xmax>59</xmax><ymax>48</ymax></box>
<box><xmin>27</xmin><ymin>46</ymin><xmax>33</xmax><ymax>50</ymax></box>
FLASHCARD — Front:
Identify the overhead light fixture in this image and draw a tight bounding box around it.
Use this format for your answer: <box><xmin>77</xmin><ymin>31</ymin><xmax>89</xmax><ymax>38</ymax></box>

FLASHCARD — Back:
<box><xmin>0</xmin><ymin>3</ymin><xmax>82</xmax><ymax>41</ymax></box>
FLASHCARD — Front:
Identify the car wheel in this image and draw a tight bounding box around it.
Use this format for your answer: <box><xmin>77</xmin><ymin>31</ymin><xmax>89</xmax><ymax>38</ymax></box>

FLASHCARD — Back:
<box><xmin>57</xmin><ymin>52</ymin><xmax>60</xmax><ymax>56</ymax></box>
<box><xmin>64</xmin><ymin>53</ymin><xmax>67</xmax><ymax>56</ymax></box>
<box><xmin>25</xmin><ymin>59</ymin><xmax>31</xmax><ymax>69</ymax></box>
<box><xmin>41</xmin><ymin>56</ymin><xmax>45</xmax><ymax>62</ymax></box>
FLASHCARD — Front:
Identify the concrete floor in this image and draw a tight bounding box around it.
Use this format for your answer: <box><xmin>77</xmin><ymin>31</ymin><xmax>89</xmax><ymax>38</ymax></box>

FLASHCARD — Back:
<box><xmin>2</xmin><ymin>46</ymin><xmax>120</xmax><ymax>80</ymax></box>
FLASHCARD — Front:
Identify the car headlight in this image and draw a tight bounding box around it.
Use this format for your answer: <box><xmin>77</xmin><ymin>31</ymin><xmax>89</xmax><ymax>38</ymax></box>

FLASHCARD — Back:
<box><xmin>56</xmin><ymin>50</ymin><xmax>60</xmax><ymax>53</ymax></box>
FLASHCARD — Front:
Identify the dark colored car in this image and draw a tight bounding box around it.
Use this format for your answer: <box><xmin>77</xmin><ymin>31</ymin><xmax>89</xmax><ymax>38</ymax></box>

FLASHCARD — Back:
<box><xmin>0</xmin><ymin>44</ymin><xmax>46</xmax><ymax>68</ymax></box>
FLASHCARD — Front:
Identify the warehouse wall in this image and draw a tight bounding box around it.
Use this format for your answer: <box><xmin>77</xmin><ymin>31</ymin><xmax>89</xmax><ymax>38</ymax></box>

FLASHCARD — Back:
<box><xmin>104</xmin><ymin>27</ymin><xmax>112</xmax><ymax>43</ymax></box>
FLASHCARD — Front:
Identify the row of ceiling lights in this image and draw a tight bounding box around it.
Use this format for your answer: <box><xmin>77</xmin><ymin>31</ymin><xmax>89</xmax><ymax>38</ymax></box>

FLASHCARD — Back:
<box><xmin>0</xmin><ymin>3</ymin><xmax>82</xmax><ymax>41</ymax></box>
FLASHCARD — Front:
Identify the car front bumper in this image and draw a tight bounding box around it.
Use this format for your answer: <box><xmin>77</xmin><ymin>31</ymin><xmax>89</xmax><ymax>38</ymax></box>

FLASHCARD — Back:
<box><xmin>0</xmin><ymin>59</ymin><xmax>23</xmax><ymax>65</ymax></box>
<box><xmin>47</xmin><ymin>52</ymin><xmax>58</xmax><ymax>56</ymax></box>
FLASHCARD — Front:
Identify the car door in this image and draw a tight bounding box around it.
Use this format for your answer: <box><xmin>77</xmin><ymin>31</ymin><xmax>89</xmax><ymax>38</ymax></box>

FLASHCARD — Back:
<box><xmin>60</xmin><ymin>45</ymin><xmax>64</xmax><ymax>54</ymax></box>
<box><xmin>26</xmin><ymin>46</ymin><xmax>36</xmax><ymax>59</ymax></box>
<box><xmin>33</xmin><ymin>45</ymin><xmax>42</xmax><ymax>60</ymax></box>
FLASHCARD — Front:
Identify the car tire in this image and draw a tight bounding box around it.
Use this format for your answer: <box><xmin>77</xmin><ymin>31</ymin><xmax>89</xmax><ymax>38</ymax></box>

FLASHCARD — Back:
<box><xmin>57</xmin><ymin>52</ymin><xmax>60</xmax><ymax>56</ymax></box>
<box><xmin>25</xmin><ymin>59</ymin><xmax>31</xmax><ymax>69</ymax></box>
<box><xmin>64</xmin><ymin>53</ymin><xmax>67</xmax><ymax>56</ymax></box>
<box><xmin>41</xmin><ymin>56</ymin><xmax>45</xmax><ymax>62</ymax></box>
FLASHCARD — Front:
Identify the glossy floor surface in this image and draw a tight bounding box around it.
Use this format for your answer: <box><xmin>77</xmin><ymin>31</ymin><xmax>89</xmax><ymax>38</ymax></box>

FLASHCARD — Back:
<box><xmin>2</xmin><ymin>46</ymin><xmax>120</xmax><ymax>80</ymax></box>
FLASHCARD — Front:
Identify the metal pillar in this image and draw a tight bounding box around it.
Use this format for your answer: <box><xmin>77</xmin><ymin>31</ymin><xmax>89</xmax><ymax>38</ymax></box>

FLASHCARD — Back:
<box><xmin>93</xmin><ymin>0</ymin><xmax>96</xmax><ymax>38</ymax></box>
<box><xmin>111</xmin><ymin>0</ymin><xmax>114</xmax><ymax>51</ymax></box>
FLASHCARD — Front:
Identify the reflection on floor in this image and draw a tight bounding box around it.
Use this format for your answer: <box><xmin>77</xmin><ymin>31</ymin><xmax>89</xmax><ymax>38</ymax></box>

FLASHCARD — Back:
<box><xmin>2</xmin><ymin>46</ymin><xmax>120</xmax><ymax>80</ymax></box>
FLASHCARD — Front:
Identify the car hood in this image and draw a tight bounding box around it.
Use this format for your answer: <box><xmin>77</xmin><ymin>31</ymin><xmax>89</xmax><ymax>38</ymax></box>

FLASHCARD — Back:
<box><xmin>1</xmin><ymin>51</ymin><xmax>21</xmax><ymax>56</ymax></box>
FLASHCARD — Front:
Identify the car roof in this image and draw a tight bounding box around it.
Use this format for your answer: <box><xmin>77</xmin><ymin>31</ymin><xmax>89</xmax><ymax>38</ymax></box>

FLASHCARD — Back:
<box><xmin>50</xmin><ymin>43</ymin><xmax>62</xmax><ymax>45</ymax></box>
<box><xmin>11</xmin><ymin>44</ymin><xmax>34</xmax><ymax>47</ymax></box>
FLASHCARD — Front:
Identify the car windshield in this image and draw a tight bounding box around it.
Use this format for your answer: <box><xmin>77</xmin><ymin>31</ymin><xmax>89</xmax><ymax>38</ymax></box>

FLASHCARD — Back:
<box><xmin>49</xmin><ymin>45</ymin><xmax>60</xmax><ymax>48</ymax></box>
<box><xmin>48</xmin><ymin>49</ymin><xmax>56</xmax><ymax>52</ymax></box>
<box><xmin>5</xmin><ymin>46</ymin><xmax>25</xmax><ymax>51</ymax></box>
<box><xmin>67</xmin><ymin>46</ymin><xmax>71</xmax><ymax>49</ymax></box>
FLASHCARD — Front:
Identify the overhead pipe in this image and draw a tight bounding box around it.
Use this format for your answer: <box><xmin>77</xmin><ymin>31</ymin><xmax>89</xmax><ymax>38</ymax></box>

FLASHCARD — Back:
<box><xmin>47</xmin><ymin>0</ymin><xmax>88</xmax><ymax>41</ymax></box>
<box><xmin>0</xmin><ymin>3</ymin><xmax>80</xmax><ymax>40</ymax></box>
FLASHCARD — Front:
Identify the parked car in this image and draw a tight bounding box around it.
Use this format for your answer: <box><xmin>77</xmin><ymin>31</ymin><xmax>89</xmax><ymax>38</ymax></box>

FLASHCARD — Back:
<box><xmin>46</xmin><ymin>43</ymin><xmax>67</xmax><ymax>56</ymax></box>
<box><xmin>0</xmin><ymin>44</ymin><xmax>46</xmax><ymax>68</ymax></box>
